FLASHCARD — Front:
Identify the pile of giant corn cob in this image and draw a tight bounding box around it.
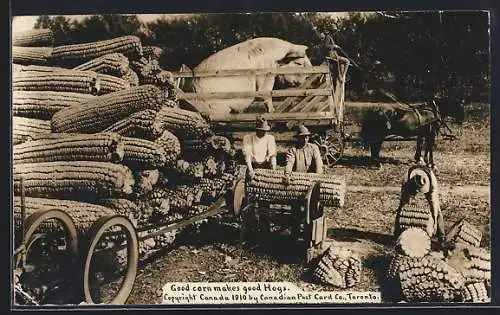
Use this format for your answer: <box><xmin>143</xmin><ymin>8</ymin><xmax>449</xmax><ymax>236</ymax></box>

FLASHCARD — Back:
<box><xmin>386</xmin><ymin>219</ymin><xmax>491</xmax><ymax>302</ymax></box>
<box><xmin>12</xmin><ymin>29</ymin><xmax>241</xmax><ymax>259</ymax></box>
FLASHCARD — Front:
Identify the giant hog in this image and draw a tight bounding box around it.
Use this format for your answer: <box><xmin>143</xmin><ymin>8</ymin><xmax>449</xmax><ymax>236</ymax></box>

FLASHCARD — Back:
<box><xmin>182</xmin><ymin>37</ymin><xmax>312</xmax><ymax>114</ymax></box>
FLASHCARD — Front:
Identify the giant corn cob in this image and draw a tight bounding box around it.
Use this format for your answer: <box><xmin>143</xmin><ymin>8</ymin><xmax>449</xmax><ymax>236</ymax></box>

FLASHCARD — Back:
<box><xmin>13</xmin><ymin>70</ymin><xmax>130</xmax><ymax>95</ymax></box>
<box><xmin>13</xmin><ymin>197</ymin><xmax>116</xmax><ymax>233</ymax></box>
<box><xmin>395</xmin><ymin>255</ymin><xmax>465</xmax><ymax>302</ymax></box>
<box><xmin>395</xmin><ymin>227</ymin><xmax>431</xmax><ymax>258</ymax></box>
<box><xmin>165</xmin><ymin>160</ymin><xmax>204</xmax><ymax>183</ymax></box>
<box><xmin>246</xmin><ymin>169</ymin><xmax>346</xmax><ymax>207</ymax></box>
<box><xmin>198</xmin><ymin>177</ymin><xmax>228</xmax><ymax>203</ymax></box>
<box><xmin>395</xmin><ymin>196</ymin><xmax>434</xmax><ymax>237</ymax></box>
<box><xmin>103</xmin><ymin>109</ymin><xmax>158</xmax><ymax>139</ymax></box>
<box><xmin>142</xmin><ymin>46</ymin><xmax>163</xmax><ymax>61</ymax></box>
<box><xmin>13</xmin><ymin>161</ymin><xmax>135</xmax><ymax>199</ymax></box>
<box><xmin>12</xmin><ymin>117</ymin><xmax>52</xmax><ymax>145</ymax></box>
<box><xmin>12</xmin><ymin>63</ymin><xmax>24</xmax><ymax>72</ymax></box>
<box><xmin>12</xmin><ymin>29</ymin><xmax>55</xmax><ymax>47</ymax></box>
<box><xmin>73</xmin><ymin>52</ymin><xmax>129</xmax><ymax>76</ymax></box>
<box><xmin>12</xmin><ymin>46</ymin><xmax>53</xmax><ymax>65</ymax></box>
<box><xmin>122</xmin><ymin>137</ymin><xmax>168</xmax><ymax>170</ymax></box>
<box><xmin>313</xmin><ymin>245</ymin><xmax>361</xmax><ymax>288</ymax></box>
<box><xmin>446</xmin><ymin>246</ymin><xmax>490</xmax><ymax>285</ymax></box>
<box><xmin>181</xmin><ymin>136</ymin><xmax>232</xmax><ymax>161</ymax></box>
<box><xmin>121</xmin><ymin>68</ymin><xmax>140</xmax><ymax>87</ymax></box>
<box><xmin>133</xmin><ymin>169</ymin><xmax>161</xmax><ymax>195</ymax></box>
<box><xmin>154</xmin><ymin>130</ymin><xmax>181</xmax><ymax>167</ymax></box>
<box><xmin>462</xmin><ymin>281</ymin><xmax>490</xmax><ymax>302</ymax></box>
<box><xmin>446</xmin><ymin>219</ymin><xmax>483</xmax><ymax>248</ymax></box>
<box><xmin>152</xmin><ymin>106</ymin><xmax>213</xmax><ymax>140</ymax></box>
<box><xmin>13</xmin><ymin>132</ymin><xmax>124</xmax><ymax>164</ymax></box>
<box><xmin>51</xmin><ymin>85</ymin><xmax>166</xmax><ymax>133</ymax></box>
<box><xmin>49</xmin><ymin>35</ymin><xmax>143</xmax><ymax>66</ymax></box>
<box><xmin>12</xmin><ymin>90</ymin><xmax>96</xmax><ymax>120</ymax></box>
<box><xmin>93</xmin><ymin>198</ymin><xmax>141</xmax><ymax>227</ymax></box>
<box><xmin>13</xmin><ymin>65</ymin><xmax>69</xmax><ymax>73</ymax></box>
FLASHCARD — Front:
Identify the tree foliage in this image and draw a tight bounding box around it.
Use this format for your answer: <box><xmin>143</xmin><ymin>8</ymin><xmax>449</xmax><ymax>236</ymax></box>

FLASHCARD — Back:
<box><xmin>33</xmin><ymin>12</ymin><xmax>490</xmax><ymax>103</ymax></box>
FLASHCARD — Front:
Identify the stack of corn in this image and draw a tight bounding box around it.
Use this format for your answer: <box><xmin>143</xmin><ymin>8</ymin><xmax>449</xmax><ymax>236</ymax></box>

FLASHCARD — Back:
<box><xmin>386</xmin><ymin>217</ymin><xmax>491</xmax><ymax>302</ymax></box>
<box><xmin>11</xmin><ymin>30</ymin><xmax>243</xmax><ymax>260</ymax></box>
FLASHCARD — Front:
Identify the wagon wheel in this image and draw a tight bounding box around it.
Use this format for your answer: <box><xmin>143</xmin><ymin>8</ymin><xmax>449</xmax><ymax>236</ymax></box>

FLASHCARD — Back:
<box><xmin>15</xmin><ymin>209</ymin><xmax>79</xmax><ymax>305</ymax></box>
<box><xmin>313</xmin><ymin>131</ymin><xmax>344</xmax><ymax>166</ymax></box>
<box><xmin>83</xmin><ymin>215</ymin><xmax>138</xmax><ymax>305</ymax></box>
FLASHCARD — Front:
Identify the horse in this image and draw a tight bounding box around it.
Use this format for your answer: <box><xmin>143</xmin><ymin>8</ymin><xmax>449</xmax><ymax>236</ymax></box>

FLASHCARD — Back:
<box><xmin>359</xmin><ymin>100</ymin><xmax>446</xmax><ymax>168</ymax></box>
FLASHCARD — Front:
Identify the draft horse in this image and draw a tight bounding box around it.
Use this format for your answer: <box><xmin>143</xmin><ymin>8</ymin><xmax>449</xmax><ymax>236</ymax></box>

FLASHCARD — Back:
<box><xmin>360</xmin><ymin>100</ymin><xmax>446</xmax><ymax>168</ymax></box>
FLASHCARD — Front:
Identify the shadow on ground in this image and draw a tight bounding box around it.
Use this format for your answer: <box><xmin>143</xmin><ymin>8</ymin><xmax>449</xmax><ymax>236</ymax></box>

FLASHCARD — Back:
<box><xmin>327</xmin><ymin>227</ymin><xmax>394</xmax><ymax>246</ymax></box>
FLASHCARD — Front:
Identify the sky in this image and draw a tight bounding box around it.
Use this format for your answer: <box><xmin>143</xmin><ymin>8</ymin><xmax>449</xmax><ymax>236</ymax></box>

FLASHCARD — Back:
<box><xmin>11</xmin><ymin>13</ymin><xmax>354</xmax><ymax>33</ymax></box>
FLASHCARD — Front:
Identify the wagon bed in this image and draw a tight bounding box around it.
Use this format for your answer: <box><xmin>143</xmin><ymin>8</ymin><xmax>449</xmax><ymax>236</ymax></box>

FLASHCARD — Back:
<box><xmin>172</xmin><ymin>56</ymin><xmax>351</xmax><ymax>165</ymax></box>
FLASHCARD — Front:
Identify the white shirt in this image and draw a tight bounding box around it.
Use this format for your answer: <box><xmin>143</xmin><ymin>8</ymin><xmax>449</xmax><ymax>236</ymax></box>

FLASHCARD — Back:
<box><xmin>242</xmin><ymin>134</ymin><xmax>277</xmax><ymax>164</ymax></box>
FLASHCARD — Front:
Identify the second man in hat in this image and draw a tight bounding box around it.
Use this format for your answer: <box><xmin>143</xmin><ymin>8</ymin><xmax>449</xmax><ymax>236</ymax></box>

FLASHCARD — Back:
<box><xmin>284</xmin><ymin>124</ymin><xmax>324</xmax><ymax>178</ymax></box>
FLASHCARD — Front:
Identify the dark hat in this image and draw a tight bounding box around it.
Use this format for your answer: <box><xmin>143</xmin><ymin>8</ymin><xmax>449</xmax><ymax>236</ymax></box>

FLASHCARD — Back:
<box><xmin>256</xmin><ymin>117</ymin><xmax>271</xmax><ymax>131</ymax></box>
<box><xmin>295</xmin><ymin>124</ymin><xmax>312</xmax><ymax>137</ymax></box>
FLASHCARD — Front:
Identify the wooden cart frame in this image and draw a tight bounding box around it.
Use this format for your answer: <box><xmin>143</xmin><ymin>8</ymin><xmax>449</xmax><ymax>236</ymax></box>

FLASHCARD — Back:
<box><xmin>173</xmin><ymin>56</ymin><xmax>351</xmax><ymax>166</ymax></box>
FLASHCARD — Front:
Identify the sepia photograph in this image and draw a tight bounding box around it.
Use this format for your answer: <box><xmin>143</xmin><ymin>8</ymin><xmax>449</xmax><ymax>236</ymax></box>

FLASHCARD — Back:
<box><xmin>10</xmin><ymin>10</ymin><xmax>491</xmax><ymax>307</ymax></box>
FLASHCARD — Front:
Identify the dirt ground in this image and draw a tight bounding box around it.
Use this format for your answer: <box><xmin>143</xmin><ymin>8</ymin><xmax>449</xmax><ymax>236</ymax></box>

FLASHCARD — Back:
<box><xmin>126</xmin><ymin>102</ymin><xmax>491</xmax><ymax>305</ymax></box>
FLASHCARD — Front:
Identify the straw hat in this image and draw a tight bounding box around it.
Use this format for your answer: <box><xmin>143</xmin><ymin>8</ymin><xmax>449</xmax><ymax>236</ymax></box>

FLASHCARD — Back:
<box><xmin>256</xmin><ymin>117</ymin><xmax>271</xmax><ymax>131</ymax></box>
<box><xmin>407</xmin><ymin>168</ymin><xmax>431</xmax><ymax>194</ymax></box>
<box><xmin>295</xmin><ymin>124</ymin><xmax>312</xmax><ymax>137</ymax></box>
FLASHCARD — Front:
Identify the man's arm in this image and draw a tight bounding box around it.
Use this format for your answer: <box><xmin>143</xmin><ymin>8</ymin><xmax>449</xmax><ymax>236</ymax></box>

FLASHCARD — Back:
<box><xmin>267</xmin><ymin>135</ymin><xmax>278</xmax><ymax>170</ymax></box>
<box><xmin>313</xmin><ymin>145</ymin><xmax>324</xmax><ymax>174</ymax></box>
<box><xmin>242</xmin><ymin>135</ymin><xmax>254</xmax><ymax>174</ymax></box>
<box><xmin>285</xmin><ymin>147</ymin><xmax>296</xmax><ymax>175</ymax></box>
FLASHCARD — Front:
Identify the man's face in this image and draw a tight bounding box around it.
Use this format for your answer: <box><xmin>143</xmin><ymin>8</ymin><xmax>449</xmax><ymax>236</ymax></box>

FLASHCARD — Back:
<box><xmin>297</xmin><ymin>135</ymin><xmax>309</xmax><ymax>147</ymax></box>
<box><xmin>256</xmin><ymin>130</ymin><xmax>266</xmax><ymax>138</ymax></box>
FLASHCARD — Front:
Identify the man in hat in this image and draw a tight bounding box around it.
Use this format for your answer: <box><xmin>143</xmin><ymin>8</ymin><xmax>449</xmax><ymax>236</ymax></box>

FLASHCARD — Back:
<box><xmin>242</xmin><ymin>117</ymin><xmax>277</xmax><ymax>239</ymax></box>
<box><xmin>395</xmin><ymin>165</ymin><xmax>446</xmax><ymax>251</ymax></box>
<box><xmin>242</xmin><ymin>117</ymin><xmax>277</xmax><ymax>180</ymax></box>
<box><xmin>284</xmin><ymin>124</ymin><xmax>324</xmax><ymax>241</ymax></box>
<box><xmin>284</xmin><ymin>124</ymin><xmax>323</xmax><ymax>178</ymax></box>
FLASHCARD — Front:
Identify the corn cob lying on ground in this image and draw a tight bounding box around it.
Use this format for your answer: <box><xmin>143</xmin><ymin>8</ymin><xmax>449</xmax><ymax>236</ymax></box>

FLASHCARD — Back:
<box><xmin>13</xmin><ymin>196</ymin><xmax>116</xmax><ymax>233</ymax></box>
<box><xmin>390</xmin><ymin>254</ymin><xmax>466</xmax><ymax>302</ymax></box>
<box><xmin>446</xmin><ymin>218</ymin><xmax>483</xmax><ymax>248</ymax></box>
<box><xmin>312</xmin><ymin>245</ymin><xmax>361</xmax><ymax>288</ymax></box>
<box><xmin>51</xmin><ymin>85</ymin><xmax>166</xmax><ymax>133</ymax></box>
<box><xmin>12</xmin><ymin>117</ymin><xmax>52</xmax><ymax>145</ymax></box>
<box><xmin>13</xmin><ymin>69</ymin><xmax>130</xmax><ymax>95</ymax></box>
<box><xmin>13</xmin><ymin>161</ymin><xmax>135</xmax><ymax>199</ymax></box>
<box><xmin>13</xmin><ymin>132</ymin><xmax>124</xmax><ymax>164</ymax></box>
<box><xmin>49</xmin><ymin>35</ymin><xmax>143</xmax><ymax>66</ymax></box>
<box><xmin>73</xmin><ymin>52</ymin><xmax>130</xmax><ymax>76</ymax></box>
<box><xmin>246</xmin><ymin>169</ymin><xmax>346</xmax><ymax>207</ymax></box>
<box><xmin>12</xmin><ymin>28</ymin><xmax>55</xmax><ymax>47</ymax></box>
<box><xmin>12</xmin><ymin>90</ymin><xmax>96</xmax><ymax>120</ymax></box>
<box><xmin>12</xmin><ymin>46</ymin><xmax>53</xmax><ymax>65</ymax></box>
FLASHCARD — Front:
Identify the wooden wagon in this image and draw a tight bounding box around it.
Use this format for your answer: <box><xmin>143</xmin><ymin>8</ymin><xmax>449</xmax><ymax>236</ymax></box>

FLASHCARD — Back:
<box><xmin>172</xmin><ymin>56</ymin><xmax>351</xmax><ymax>167</ymax></box>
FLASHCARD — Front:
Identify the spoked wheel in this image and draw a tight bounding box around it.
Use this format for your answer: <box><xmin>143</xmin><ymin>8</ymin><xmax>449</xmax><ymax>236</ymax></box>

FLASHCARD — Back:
<box><xmin>15</xmin><ymin>209</ymin><xmax>79</xmax><ymax>305</ymax></box>
<box><xmin>83</xmin><ymin>215</ymin><xmax>138</xmax><ymax>305</ymax></box>
<box><xmin>313</xmin><ymin>131</ymin><xmax>344</xmax><ymax>167</ymax></box>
